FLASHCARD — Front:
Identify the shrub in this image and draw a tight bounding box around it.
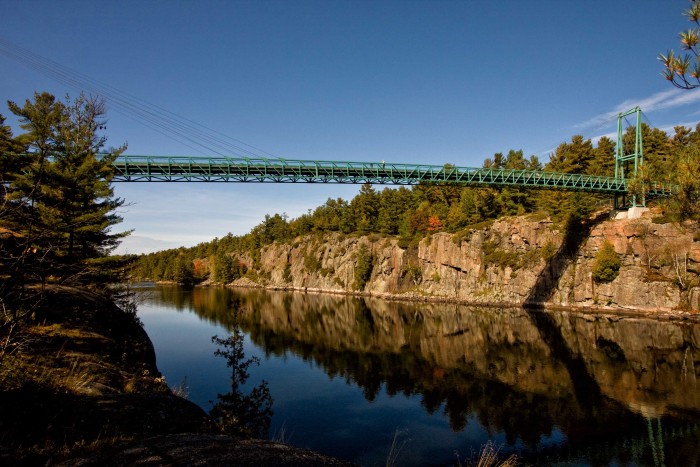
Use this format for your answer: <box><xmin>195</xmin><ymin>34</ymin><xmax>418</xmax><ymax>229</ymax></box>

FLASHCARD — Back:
<box><xmin>353</xmin><ymin>244</ymin><xmax>374</xmax><ymax>290</ymax></box>
<box><xmin>303</xmin><ymin>253</ymin><xmax>321</xmax><ymax>273</ymax></box>
<box><xmin>482</xmin><ymin>240</ymin><xmax>520</xmax><ymax>270</ymax></box>
<box><xmin>520</xmin><ymin>248</ymin><xmax>542</xmax><ymax>268</ymax></box>
<box><xmin>401</xmin><ymin>262</ymin><xmax>422</xmax><ymax>286</ymax></box>
<box><xmin>592</xmin><ymin>241</ymin><xmax>621</xmax><ymax>283</ymax></box>
<box><xmin>652</xmin><ymin>215</ymin><xmax>672</xmax><ymax>225</ymax></box>
<box><xmin>282</xmin><ymin>263</ymin><xmax>292</xmax><ymax>283</ymax></box>
<box><xmin>451</xmin><ymin>229</ymin><xmax>471</xmax><ymax>245</ymax></box>
<box><xmin>541</xmin><ymin>240</ymin><xmax>557</xmax><ymax>260</ymax></box>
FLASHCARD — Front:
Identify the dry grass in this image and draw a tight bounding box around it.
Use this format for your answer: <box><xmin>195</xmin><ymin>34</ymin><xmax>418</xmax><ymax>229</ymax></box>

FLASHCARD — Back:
<box><xmin>385</xmin><ymin>429</ymin><xmax>410</xmax><ymax>467</ymax></box>
<box><xmin>475</xmin><ymin>442</ymin><xmax>518</xmax><ymax>467</ymax></box>
<box><xmin>271</xmin><ymin>421</ymin><xmax>292</xmax><ymax>444</ymax></box>
<box><xmin>170</xmin><ymin>376</ymin><xmax>190</xmax><ymax>399</ymax></box>
<box><xmin>0</xmin><ymin>349</ymin><xmax>97</xmax><ymax>395</ymax></box>
<box><xmin>0</xmin><ymin>321</ymin><xmax>115</xmax><ymax>396</ymax></box>
<box><xmin>62</xmin><ymin>359</ymin><xmax>97</xmax><ymax>394</ymax></box>
<box><xmin>455</xmin><ymin>442</ymin><xmax>518</xmax><ymax>467</ymax></box>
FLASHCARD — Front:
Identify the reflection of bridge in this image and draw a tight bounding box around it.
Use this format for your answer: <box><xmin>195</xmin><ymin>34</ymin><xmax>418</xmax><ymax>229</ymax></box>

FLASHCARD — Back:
<box><xmin>110</xmin><ymin>156</ymin><xmax>674</xmax><ymax>197</ymax></box>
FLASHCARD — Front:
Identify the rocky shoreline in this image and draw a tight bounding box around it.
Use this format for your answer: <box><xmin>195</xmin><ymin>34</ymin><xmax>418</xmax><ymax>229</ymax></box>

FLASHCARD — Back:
<box><xmin>224</xmin><ymin>278</ymin><xmax>700</xmax><ymax>323</ymax></box>
<box><xmin>0</xmin><ymin>286</ymin><xmax>353</xmax><ymax>466</ymax></box>
<box><xmin>212</xmin><ymin>212</ymin><xmax>700</xmax><ymax>313</ymax></box>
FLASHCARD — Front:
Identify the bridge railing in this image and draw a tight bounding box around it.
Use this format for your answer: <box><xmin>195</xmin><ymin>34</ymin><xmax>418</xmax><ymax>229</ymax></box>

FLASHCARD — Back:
<box><xmin>105</xmin><ymin>155</ymin><xmax>675</xmax><ymax>196</ymax></box>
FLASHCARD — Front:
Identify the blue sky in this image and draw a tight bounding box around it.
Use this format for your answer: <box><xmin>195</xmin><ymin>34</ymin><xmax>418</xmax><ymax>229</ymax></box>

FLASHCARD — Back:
<box><xmin>2</xmin><ymin>0</ymin><xmax>700</xmax><ymax>254</ymax></box>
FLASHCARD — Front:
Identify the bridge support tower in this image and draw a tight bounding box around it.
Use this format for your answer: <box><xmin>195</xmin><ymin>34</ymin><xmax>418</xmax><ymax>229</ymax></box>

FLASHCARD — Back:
<box><xmin>614</xmin><ymin>106</ymin><xmax>644</xmax><ymax>209</ymax></box>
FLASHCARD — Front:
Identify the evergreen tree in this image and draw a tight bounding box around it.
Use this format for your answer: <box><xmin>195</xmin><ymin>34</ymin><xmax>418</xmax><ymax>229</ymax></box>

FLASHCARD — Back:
<box><xmin>214</xmin><ymin>251</ymin><xmax>237</xmax><ymax>283</ymax></box>
<box><xmin>474</xmin><ymin>188</ymin><xmax>501</xmax><ymax>220</ymax></box>
<box><xmin>4</xmin><ymin>93</ymin><xmax>63</xmax><ymax>242</ymax></box>
<box><xmin>549</xmin><ymin>135</ymin><xmax>595</xmax><ymax>174</ymax></box>
<box><xmin>258</xmin><ymin>213</ymin><xmax>291</xmax><ymax>244</ymax></box>
<box><xmin>0</xmin><ymin>114</ymin><xmax>26</xmax><ymax>181</ymax></box>
<box><xmin>353</xmin><ymin>244</ymin><xmax>373</xmax><ymax>290</ymax></box>
<box><xmin>377</xmin><ymin>187</ymin><xmax>414</xmax><ymax>235</ymax></box>
<box><xmin>310</xmin><ymin>198</ymin><xmax>347</xmax><ymax>232</ymax></box>
<box><xmin>622</xmin><ymin>124</ymin><xmax>673</xmax><ymax>182</ymax></box>
<box><xmin>527</xmin><ymin>155</ymin><xmax>543</xmax><ymax>171</ymax></box>
<box><xmin>667</xmin><ymin>143</ymin><xmax>700</xmax><ymax>221</ymax></box>
<box><xmin>350</xmin><ymin>184</ymin><xmax>380</xmax><ymax>233</ymax></box>
<box><xmin>446</xmin><ymin>189</ymin><xmax>479</xmax><ymax>230</ymax></box>
<box><xmin>6</xmin><ymin>92</ymin><xmax>128</xmax><ymax>270</ymax></box>
<box><xmin>590</xmin><ymin>136</ymin><xmax>615</xmax><ymax>176</ymax></box>
<box><xmin>671</xmin><ymin>125</ymin><xmax>694</xmax><ymax>150</ymax></box>
<box><xmin>659</xmin><ymin>1</ymin><xmax>700</xmax><ymax>89</ymax></box>
<box><xmin>539</xmin><ymin>135</ymin><xmax>600</xmax><ymax>221</ymax></box>
<box><xmin>592</xmin><ymin>241</ymin><xmax>621</xmax><ymax>282</ymax></box>
<box><xmin>173</xmin><ymin>254</ymin><xmax>194</xmax><ymax>285</ymax></box>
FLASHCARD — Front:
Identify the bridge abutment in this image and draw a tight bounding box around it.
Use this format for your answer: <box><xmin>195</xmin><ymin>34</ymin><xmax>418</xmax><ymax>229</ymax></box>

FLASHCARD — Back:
<box><xmin>613</xmin><ymin>206</ymin><xmax>650</xmax><ymax>220</ymax></box>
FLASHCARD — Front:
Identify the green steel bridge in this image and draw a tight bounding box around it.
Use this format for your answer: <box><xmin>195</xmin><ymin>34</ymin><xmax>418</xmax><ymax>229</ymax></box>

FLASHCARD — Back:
<box><xmin>110</xmin><ymin>155</ymin><xmax>674</xmax><ymax>199</ymax></box>
<box><xmin>108</xmin><ymin>108</ymin><xmax>676</xmax><ymax>206</ymax></box>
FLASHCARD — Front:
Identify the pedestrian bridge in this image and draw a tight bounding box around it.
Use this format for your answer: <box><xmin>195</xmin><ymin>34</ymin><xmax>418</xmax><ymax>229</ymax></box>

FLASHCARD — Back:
<box><xmin>110</xmin><ymin>155</ymin><xmax>674</xmax><ymax>199</ymax></box>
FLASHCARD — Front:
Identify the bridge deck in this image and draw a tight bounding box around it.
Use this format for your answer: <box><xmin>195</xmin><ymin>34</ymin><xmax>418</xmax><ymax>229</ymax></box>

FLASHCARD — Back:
<box><xmin>110</xmin><ymin>155</ymin><xmax>674</xmax><ymax>197</ymax></box>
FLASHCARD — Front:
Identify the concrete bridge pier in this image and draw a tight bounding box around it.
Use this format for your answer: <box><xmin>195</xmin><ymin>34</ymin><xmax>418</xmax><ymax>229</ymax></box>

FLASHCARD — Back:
<box><xmin>614</xmin><ymin>206</ymin><xmax>650</xmax><ymax>220</ymax></box>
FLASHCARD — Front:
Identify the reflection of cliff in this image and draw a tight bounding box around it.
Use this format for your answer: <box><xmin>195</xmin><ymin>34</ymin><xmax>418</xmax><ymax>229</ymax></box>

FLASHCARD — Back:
<box><xmin>170</xmin><ymin>286</ymin><xmax>700</xmax><ymax>452</ymax></box>
<box><xmin>244</xmin><ymin>291</ymin><xmax>700</xmax><ymax>418</ymax></box>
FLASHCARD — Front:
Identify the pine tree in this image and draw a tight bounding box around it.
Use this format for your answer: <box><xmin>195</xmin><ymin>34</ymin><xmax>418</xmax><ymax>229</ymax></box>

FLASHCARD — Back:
<box><xmin>0</xmin><ymin>114</ymin><xmax>27</xmax><ymax>181</ymax></box>
<box><xmin>214</xmin><ymin>251</ymin><xmax>237</xmax><ymax>283</ymax></box>
<box><xmin>5</xmin><ymin>92</ymin><xmax>129</xmax><ymax>281</ymax></box>
<box><xmin>620</xmin><ymin>124</ymin><xmax>673</xmax><ymax>182</ymax></box>
<box><xmin>668</xmin><ymin>144</ymin><xmax>700</xmax><ymax>221</ymax></box>
<box><xmin>539</xmin><ymin>135</ymin><xmax>599</xmax><ymax>222</ymax></box>
<box><xmin>173</xmin><ymin>254</ymin><xmax>194</xmax><ymax>286</ymax></box>
<box><xmin>310</xmin><ymin>198</ymin><xmax>347</xmax><ymax>232</ymax></box>
<box><xmin>377</xmin><ymin>187</ymin><xmax>415</xmax><ymax>235</ymax></box>
<box><xmin>350</xmin><ymin>184</ymin><xmax>380</xmax><ymax>233</ymax></box>
<box><xmin>589</xmin><ymin>136</ymin><xmax>615</xmax><ymax>176</ymax></box>
<box><xmin>659</xmin><ymin>1</ymin><xmax>700</xmax><ymax>89</ymax></box>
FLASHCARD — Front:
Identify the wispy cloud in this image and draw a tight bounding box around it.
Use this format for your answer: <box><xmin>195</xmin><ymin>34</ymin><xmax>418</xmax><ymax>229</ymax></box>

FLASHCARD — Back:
<box><xmin>586</xmin><ymin>121</ymin><xmax>700</xmax><ymax>146</ymax></box>
<box><xmin>575</xmin><ymin>88</ymin><xmax>700</xmax><ymax>130</ymax></box>
<box><xmin>657</xmin><ymin>120</ymin><xmax>700</xmax><ymax>134</ymax></box>
<box><xmin>114</xmin><ymin>235</ymin><xmax>183</xmax><ymax>255</ymax></box>
<box><xmin>589</xmin><ymin>132</ymin><xmax>616</xmax><ymax>145</ymax></box>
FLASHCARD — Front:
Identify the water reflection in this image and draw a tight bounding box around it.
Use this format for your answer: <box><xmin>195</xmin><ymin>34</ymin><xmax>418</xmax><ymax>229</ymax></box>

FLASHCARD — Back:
<box><xmin>210</xmin><ymin>325</ymin><xmax>274</xmax><ymax>438</ymax></box>
<box><xmin>149</xmin><ymin>285</ymin><xmax>700</xmax><ymax>465</ymax></box>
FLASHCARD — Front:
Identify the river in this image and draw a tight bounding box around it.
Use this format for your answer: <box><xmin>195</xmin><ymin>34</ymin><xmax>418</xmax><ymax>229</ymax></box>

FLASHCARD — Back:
<box><xmin>136</xmin><ymin>284</ymin><xmax>700</xmax><ymax>466</ymax></box>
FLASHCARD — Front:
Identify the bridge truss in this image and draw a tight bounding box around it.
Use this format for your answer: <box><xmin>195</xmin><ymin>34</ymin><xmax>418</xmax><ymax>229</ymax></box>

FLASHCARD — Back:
<box><xmin>109</xmin><ymin>155</ymin><xmax>674</xmax><ymax>198</ymax></box>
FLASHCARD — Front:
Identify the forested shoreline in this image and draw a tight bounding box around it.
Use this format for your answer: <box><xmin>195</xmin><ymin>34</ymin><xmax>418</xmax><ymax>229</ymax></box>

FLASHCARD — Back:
<box><xmin>134</xmin><ymin>124</ymin><xmax>700</xmax><ymax>286</ymax></box>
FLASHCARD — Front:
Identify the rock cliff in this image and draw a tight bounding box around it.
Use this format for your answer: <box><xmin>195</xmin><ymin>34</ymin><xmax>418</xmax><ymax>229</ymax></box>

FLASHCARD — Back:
<box><xmin>239</xmin><ymin>212</ymin><xmax>700</xmax><ymax>312</ymax></box>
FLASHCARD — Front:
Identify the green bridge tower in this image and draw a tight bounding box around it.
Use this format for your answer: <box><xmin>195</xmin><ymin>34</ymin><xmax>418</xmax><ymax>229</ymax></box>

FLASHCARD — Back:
<box><xmin>615</xmin><ymin>106</ymin><xmax>644</xmax><ymax>209</ymax></box>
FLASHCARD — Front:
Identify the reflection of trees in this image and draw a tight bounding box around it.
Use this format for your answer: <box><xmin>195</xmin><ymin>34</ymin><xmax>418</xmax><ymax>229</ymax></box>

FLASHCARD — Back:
<box><xmin>156</xmin><ymin>286</ymin><xmax>700</xmax><ymax>460</ymax></box>
<box><xmin>243</xmin><ymin>322</ymin><xmax>646</xmax><ymax>448</ymax></box>
<box><xmin>209</xmin><ymin>315</ymin><xmax>273</xmax><ymax>438</ymax></box>
<box><xmin>149</xmin><ymin>285</ymin><xmax>194</xmax><ymax>311</ymax></box>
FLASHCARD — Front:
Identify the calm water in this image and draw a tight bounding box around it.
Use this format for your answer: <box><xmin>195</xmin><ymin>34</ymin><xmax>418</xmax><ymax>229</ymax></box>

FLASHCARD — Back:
<box><xmin>136</xmin><ymin>284</ymin><xmax>700</xmax><ymax>466</ymax></box>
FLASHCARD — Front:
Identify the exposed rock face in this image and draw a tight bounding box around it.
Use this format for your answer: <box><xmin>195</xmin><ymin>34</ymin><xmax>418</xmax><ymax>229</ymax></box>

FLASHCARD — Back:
<box><xmin>248</xmin><ymin>213</ymin><xmax>700</xmax><ymax>311</ymax></box>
